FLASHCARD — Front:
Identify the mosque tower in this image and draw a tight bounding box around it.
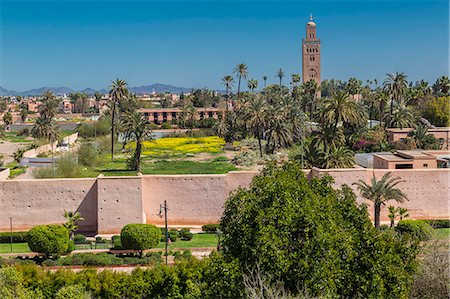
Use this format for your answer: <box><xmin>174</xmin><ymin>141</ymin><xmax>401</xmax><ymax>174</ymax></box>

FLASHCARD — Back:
<box><xmin>302</xmin><ymin>14</ymin><xmax>321</xmax><ymax>88</ymax></box>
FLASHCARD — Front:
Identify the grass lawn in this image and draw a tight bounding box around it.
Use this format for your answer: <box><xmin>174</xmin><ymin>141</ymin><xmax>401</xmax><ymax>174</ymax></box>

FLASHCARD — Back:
<box><xmin>434</xmin><ymin>228</ymin><xmax>450</xmax><ymax>240</ymax></box>
<box><xmin>5</xmin><ymin>161</ymin><xmax>27</xmax><ymax>179</ymax></box>
<box><xmin>0</xmin><ymin>243</ymin><xmax>31</xmax><ymax>254</ymax></box>
<box><xmin>1</xmin><ymin>132</ymin><xmax>32</xmax><ymax>143</ymax></box>
<box><xmin>156</xmin><ymin>233</ymin><xmax>218</xmax><ymax>250</ymax></box>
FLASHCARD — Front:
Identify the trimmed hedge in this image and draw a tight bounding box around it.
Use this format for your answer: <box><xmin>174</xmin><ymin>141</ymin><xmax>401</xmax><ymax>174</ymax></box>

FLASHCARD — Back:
<box><xmin>27</xmin><ymin>225</ymin><xmax>69</xmax><ymax>256</ymax></box>
<box><xmin>396</xmin><ymin>220</ymin><xmax>435</xmax><ymax>241</ymax></box>
<box><xmin>423</xmin><ymin>219</ymin><xmax>450</xmax><ymax>229</ymax></box>
<box><xmin>202</xmin><ymin>224</ymin><xmax>220</xmax><ymax>233</ymax></box>
<box><xmin>179</xmin><ymin>228</ymin><xmax>193</xmax><ymax>241</ymax></box>
<box><xmin>73</xmin><ymin>234</ymin><xmax>87</xmax><ymax>244</ymax></box>
<box><xmin>0</xmin><ymin>231</ymin><xmax>28</xmax><ymax>243</ymax></box>
<box><xmin>120</xmin><ymin>224</ymin><xmax>160</xmax><ymax>254</ymax></box>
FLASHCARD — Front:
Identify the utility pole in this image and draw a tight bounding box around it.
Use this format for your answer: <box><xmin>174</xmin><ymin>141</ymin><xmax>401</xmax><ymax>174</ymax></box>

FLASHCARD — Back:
<box><xmin>9</xmin><ymin>217</ymin><xmax>12</xmax><ymax>253</ymax></box>
<box><xmin>158</xmin><ymin>200</ymin><xmax>169</xmax><ymax>265</ymax></box>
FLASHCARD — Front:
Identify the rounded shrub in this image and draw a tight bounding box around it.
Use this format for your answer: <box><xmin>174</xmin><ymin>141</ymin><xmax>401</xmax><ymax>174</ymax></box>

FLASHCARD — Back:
<box><xmin>55</xmin><ymin>285</ymin><xmax>91</xmax><ymax>299</ymax></box>
<box><xmin>179</xmin><ymin>228</ymin><xmax>193</xmax><ymax>241</ymax></box>
<box><xmin>201</xmin><ymin>224</ymin><xmax>220</xmax><ymax>233</ymax></box>
<box><xmin>27</xmin><ymin>225</ymin><xmax>69</xmax><ymax>257</ymax></box>
<box><xmin>66</xmin><ymin>240</ymin><xmax>75</xmax><ymax>253</ymax></box>
<box><xmin>73</xmin><ymin>234</ymin><xmax>87</xmax><ymax>244</ymax></box>
<box><xmin>396</xmin><ymin>220</ymin><xmax>435</xmax><ymax>241</ymax></box>
<box><xmin>169</xmin><ymin>229</ymin><xmax>178</xmax><ymax>242</ymax></box>
<box><xmin>120</xmin><ymin>224</ymin><xmax>160</xmax><ymax>255</ymax></box>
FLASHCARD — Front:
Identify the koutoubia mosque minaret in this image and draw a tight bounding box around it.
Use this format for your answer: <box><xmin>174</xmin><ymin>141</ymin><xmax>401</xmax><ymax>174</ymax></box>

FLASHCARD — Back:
<box><xmin>302</xmin><ymin>14</ymin><xmax>321</xmax><ymax>87</ymax></box>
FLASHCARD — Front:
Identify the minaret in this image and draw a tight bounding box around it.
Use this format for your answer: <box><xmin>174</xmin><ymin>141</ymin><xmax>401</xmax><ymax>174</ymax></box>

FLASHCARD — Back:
<box><xmin>302</xmin><ymin>14</ymin><xmax>321</xmax><ymax>89</ymax></box>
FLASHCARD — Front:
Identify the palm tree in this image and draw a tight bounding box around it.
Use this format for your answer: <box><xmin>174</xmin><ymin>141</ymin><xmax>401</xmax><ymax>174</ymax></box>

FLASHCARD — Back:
<box><xmin>63</xmin><ymin>210</ymin><xmax>85</xmax><ymax>240</ymax></box>
<box><xmin>383</xmin><ymin>72</ymin><xmax>408</xmax><ymax>120</ymax></box>
<box><xmin>276</xmin><ymin>68</ymin><xmax>285</xmax><ymax>88</ymax></box>
<box><xmin>31</xmin><ymin>117</ymin><xmax>61</xmax><ymax>141</ymax></box>
<box><xmin>398</xmin><ymin>207</ymin><xmax>409</xmax><ymax>220</ymax></box>
<box><xmin>3</xmin><ymin>112</ymin><xmax>12</xmax><ymax>126</ymax></box>
<box><xmin>246</xmin><ymin>96</ymin><xmax>266</xmax><ymax>157</ymax></box>
<box><xmin>121</xmin><ymin>111</ymin><xmax>153</xmax><ymax>172</ymax></box>
<box><xmin>264</xmin><ymin>111</ymin><xmax>292</xmax><ymax>154</ymax></box>
<box><xmin>321</xmin><ymin>91</ymin><xmax>359</xmax><ymax>136</ymax></box>
<box><xmin>433</xmin><ymin>76</ymin><xmax>450</xmax><ymax>94</ymax></box>
<box><xmin>263</xmin><ymin>75</ymin><xmax>268</xmax><ymax>89</ymax></box>
<box><xmin>302</xmin><ymin>79</ymin><xmax>320</xmax><ymax>118</ymax></box>
<box><xmin>387</xmin><ymin>103</ymin><xmax>414</xmax><ymax>129</ymax></box>
<box><xmin>321</xmin><ymin>146</ymin><xmax>355</xmax><ymax>169</ymax></box>
<box><xmin>291</xmin><ymin>74</ymin><xmax>301</xmax><ymax>87</ymax></box>
<box><xmin>222</xmin><ymin>75</ymin><xmax>234</xmax><ymax>107</ymax></box>
<box><xmin>247</xmin><ymin>79</ymin><xmax>259</xmax><ymax>93</ymax></box>
<box><xmin>233</xmin><ymin>64</ymin><xmax>248</xmax><ymax>100</ymax></box>
<box><xmin>39</xmin><ymin>90</ymin><xmax>59</xmax><ymax>121</ymax></box>
<box><xmin>353</xmin><ymin>172</ymin><xmax>408</xmax><ymax>228</ymax></box>
<box><xmin>388</xmin><ymin>206</ymin><xmax>399</xmax><ymax>228</ymax></box>
<box><xmin>346</xmin><ymin>77</ymin><xmax>362</xmax><ymax>96</ymax></box>
<box><xmin>109</xmin><ymin>79</ymin><xmax>129</xmax><ymax>160</ymax></box>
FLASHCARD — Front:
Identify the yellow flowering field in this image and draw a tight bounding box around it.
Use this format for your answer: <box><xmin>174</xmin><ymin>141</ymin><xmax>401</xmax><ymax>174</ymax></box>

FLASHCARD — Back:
<box><xmin>129</xmin><ymin>136</ymin><xmax>225</xmax><ymax>156</ymax></box>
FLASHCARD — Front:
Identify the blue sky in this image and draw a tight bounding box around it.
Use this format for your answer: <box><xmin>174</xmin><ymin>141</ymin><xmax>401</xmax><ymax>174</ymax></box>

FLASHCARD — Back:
<box><xmin>0</xmin><ymin>0</ymin><xmax>448</xmax><ymax>91</ymax></box>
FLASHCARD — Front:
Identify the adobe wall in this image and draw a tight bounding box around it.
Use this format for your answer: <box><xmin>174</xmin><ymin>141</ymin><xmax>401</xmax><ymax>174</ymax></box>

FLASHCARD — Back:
<box><xmin>96</xmin><ymin>176</ymin><xmax>143</xmax><ymax>234</ymax></box>
<box><xmin>310</xmin><ymin>168</ymin><xmax>450</xmax><ymax>221</ymax></box>
<box><xmin>141</xmin><ymin>171</ymin><xmax>258</xmax><ymax>226</ymax></box>
<box><xmin>0</xmin><ymin>178</ymin><xmax>97</xmax><ymax>233</ymax></box>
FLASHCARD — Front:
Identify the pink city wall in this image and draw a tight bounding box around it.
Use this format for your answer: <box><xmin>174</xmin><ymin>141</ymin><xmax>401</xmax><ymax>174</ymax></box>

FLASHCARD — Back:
<box><xmin>0</xmin><ymin>169</ymin><xmax>448</xmax><ymax>234</ymax></box>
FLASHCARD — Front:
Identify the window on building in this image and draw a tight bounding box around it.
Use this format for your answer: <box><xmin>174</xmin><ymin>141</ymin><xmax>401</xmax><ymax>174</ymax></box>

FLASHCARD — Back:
<box><xmin>423</xmin><ymin>164</ymin><xmax>428</xmax><ymax>167</ymax></box>
<box><xmin>395</xmin><ymin>164</ymin><xmax>413</xmax><ymax>169</ymax></box>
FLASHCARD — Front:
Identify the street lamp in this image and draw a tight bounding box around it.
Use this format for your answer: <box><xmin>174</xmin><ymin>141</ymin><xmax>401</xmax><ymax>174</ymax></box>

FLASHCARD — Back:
<box><xmin>158</xmin><ymin>200</ymin><xmax>169</xmax><ymax>265</ymax></box>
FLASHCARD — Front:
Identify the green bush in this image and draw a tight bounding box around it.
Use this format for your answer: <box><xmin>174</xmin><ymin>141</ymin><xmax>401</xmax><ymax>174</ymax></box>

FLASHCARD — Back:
<box><xmin>396</xmin><ymin>220</ymin><xmax>435</xmax><ymax>241</ymax></box>
<box><xmin>179</xmin><ymin>228</ymin><xmax>193</xmax><ymax>241</ymax></box>
<box><xmin>112</xmin><ymin>235</ymin><xmax>122</xmax><ymax>249</ymax></box>
<box><xmin>120</xmin><ymin>224</ymin><xmax>160</xmax><ymax>255</ymax></box>
<box><xmin>32</xmin><ymin>155</ymin><xmax>84</xmax><ymax>179</ymax></box>
<box><xmin>169</xmin><ymin>228</ymin><xmax>178</xmax><ymax>242</ymax></box>
<box><xmin>73</xmin><ymin>234</ymin><xmax>87</xmax><ymax>244</ymax></box>
<box><xmin>161</xmin><ymin>122</ymin><xmax>172</xmax><ymax>129</ymax></box>
<box><xmin>66</xmin><ymin>240</ymin><xmax>75</xmax><ymax>253</ymax></box>
<box><xmin>201</xmin><ymin>224</ymin><xmax>220</xmax><ymax>233</ymax></box>
<box><xmin>77</xmin><ymin>118</ymin><xmax>110</xmax><ymax>138</ymax></box>
<box><xmin>55</xmin><ymin>285</ymin><xmax>91</xmax><ymax>299</ymax></box>
<box><xmin>0</xmin><ymin>231</ymin><xmax>28</xmax><ymax>243</ymax></box>
<box><xmin>423</xmin><ymin>219</ymin><xmax>450</xmax><ymax>229</ymax></box>
<box><xmin>95</xmin><ymin>236</ymin><xmax>104</xmax><ymax>243</ymax></box>
<box><xmin>77</xmin><ymin>143</ymin><xmax>100</xmax><ymax>167</ymax></box>
<box><xmin>27</xmin><ymin>225</ymin><xmax>69</xmax><ymax>257</ymax></box>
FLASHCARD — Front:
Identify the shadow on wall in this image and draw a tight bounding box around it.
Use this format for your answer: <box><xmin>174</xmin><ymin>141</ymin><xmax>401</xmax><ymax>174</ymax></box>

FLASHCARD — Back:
<box><xmin>76</xmin><ymin>181</ymin><xmax>98</xmax><ymax>236</ymax></box>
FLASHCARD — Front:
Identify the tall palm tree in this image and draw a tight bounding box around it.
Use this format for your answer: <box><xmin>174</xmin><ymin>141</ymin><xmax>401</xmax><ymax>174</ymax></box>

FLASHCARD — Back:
<box><xmin>39</xmin><ymin>90</ymin><xmax>59</xmax><ymax>120</ymax></box>
<box><xmin>245</xmin><ymin>96</ymin><xmax>266</xmax><ymax>157</ymax></box>
<box><xmin>353</xmin><ymin>172</ymin><xmax>407</xmax><ymax>228</ymax></box>
<box><xmin>109</xmin><ymin>79</ymin><xmax>129</xmax><ymax>160</ymax></box>
<box><xmin>63</xmin><ymin>210</ymin><xmax>85</xmax><ymax>240</ymax></box>
<box><xmin>233</xmin><ymin>63</ymin><xmax>248</xmax><ymax>100</ymax></box>
<box><xmin>346</xmin><ymin>77</ymin><xmax>362</xmax><ymax>96</ymax></box>
<box><xmin>276</xmin><ymin>68</ymin><xmax>285</xmax><ymax>88</ymax></box>
<box><xmin>264</xmin><ymin>109</ymin><xmax>292</xmax><ymax>154</ymax></box>
<box><xmin>383</xmin><ymin>72</ymin><xmax>408</xmax><ymax>120</ymax></box>
<box><xmin>247</xmin><ymin>79</ymin><xmax>259</xmax><ymax>93</ymax></box>
<box><xmin>31</xmin><ymin>117</ymin><xmax>61</xmax><ymax>141</ymax></box>
<box><xmin>408</xmin><ymin>123</ymin><xmax>436</xmax><ymax>149</ymax></box>
<box><xmin>302</xmin><ymin>79</ymin><xmax>320</xmax><ymax>118</ymax></box>
<box><xmin>262</xmin><ymin>75</ymin><xmax>268</xmax><ymax>89</ymax></box>
<box><xmin>433</xmin><ymin>76</ymin><xmax>450</xmax><ymax>94</ymax></box>
<box><xmin>388</xmin><ymin>206</ymin><xmax>399</xmax><ymax>228</ymax></box>
<box><xmin>291</xmin><ymin>74</ymin><xmax>301</xmax><ymax>87</ymax></box>
<box><xmin>321</xmin><ymin>91</ymin><xmax>359</xmax><ymax>136</ymax></box>
<box><xmin>121</xmin><ymin>111</ymin><xmax>153</xmax><ymax>172</ymax></box>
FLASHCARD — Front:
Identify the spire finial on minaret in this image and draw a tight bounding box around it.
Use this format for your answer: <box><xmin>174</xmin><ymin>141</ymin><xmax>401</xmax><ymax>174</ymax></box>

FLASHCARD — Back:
<box><xmin>310</xmin><ymin>13</ymin><xmax>313</xmax><ymax>21</ymax></box>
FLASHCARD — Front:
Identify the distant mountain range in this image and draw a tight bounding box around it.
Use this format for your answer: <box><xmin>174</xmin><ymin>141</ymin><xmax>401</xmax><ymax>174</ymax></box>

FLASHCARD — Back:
<box><xmin>0</xmin><ymin>84</ymin><xmax>194</xmax><ymax>96</ymax></box>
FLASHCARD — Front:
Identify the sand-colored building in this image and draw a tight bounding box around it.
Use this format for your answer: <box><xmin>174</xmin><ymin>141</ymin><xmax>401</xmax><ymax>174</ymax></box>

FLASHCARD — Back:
<box><xmin>387</xmin><ymin>127</ymin><xmax>450</xmax><ymax>149</ymax></box>
<box><xmin>373</xmin><ymin>150</ymin><xmax>450</xmax><ymax>169</ymax></box>
<box><xmin>139</xmin><ymin>107</ymin><xmax>221</xmax><ymax>124</ymax></box>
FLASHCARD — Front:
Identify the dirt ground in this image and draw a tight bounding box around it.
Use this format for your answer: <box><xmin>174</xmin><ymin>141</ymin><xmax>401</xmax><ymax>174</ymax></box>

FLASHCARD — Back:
<box><xmin>0</xmin><ymin>140</ymin><xmax>29</xmax><ymax>164</ymax></box>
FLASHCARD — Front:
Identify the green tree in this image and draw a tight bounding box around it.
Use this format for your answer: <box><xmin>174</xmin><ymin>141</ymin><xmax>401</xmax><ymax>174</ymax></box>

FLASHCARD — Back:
<box><xmin>276</xmin><ymin>68</ymin><xmax>285</xmax><ymax>88</ymax></box>
<box><xmin>387</xmin><ymin>103</ymin><xmax>414</xmax><ymax>128</ymax></box>
<box><xmin>221</xmin><ymin>75</ymin><xmax>234</xmax><ymax>109</ymax></box>
<box><xmin>39</xmin><ymin>90</ymin><xmax>59</xmax><ymax>120</ymax></box>
<box><xmin>433</xmin><ymin>76</ymin><xmax>450</xmax><ymax>95</ymax></box>
<box><xmin>383</xmin><ymin>72</ymin><xmax>408</xmax><ymax>120</ymax></box>
<box><xmin>221</xmin><ymin>162</ymin><xmax>418</xmax><ymax>297</ymax></box>
<box><xmin>422</xmin><ymin>96</ymin><xmax>450</xmax><ymax>127</ymax></box>
<box><xmin>321</xmin><ymin>145</ymin><xmax>355</xmax><ymax>169</ymax></box>
<box><xmin>233</xmin><ymin>63</ymin><xmax>248</xmax><ymax>100</ymax></box>
<box><xmin>354</xmin><ymin>172</ymin><xmax>408</xmax><ymax>228</ymax></box>
<box><xmin>121</xmin><ymin>111</ymin><xmax>153</xmax><ymax>171</ymax></box>
<box><xmin>321</xmin><ymin>91</ymin><xmax>359</xmax><ymax>137</ymax></box>
<box><xmin>31</xmin><ymin>117</ymin><xmax>61</xmax><ymax>142</ymax></box>
<box><xmin>20</xmin><ymin>107</ymin><xmax>28</xmax><ymax>123</ymax></box>
<box><xmin>62</xmin><ymin>211</ymin><xmax>85</xmax><ymax>240</ymax></box>
<box><xmin>3</xmin><ymin>111</ymin><xmax>12</xmax><ymax>126</ymax></box>
<box><xmin>109</xmin><ymin>79</ymin><xmax>129</xmax><ymax>160</ymax></box>
<box><xmin>120</xmin><ymin>224</ymin><xmax>160</xmax><ymax>257</ymax></box>
<box><xmin>388</xmin><ymin>206</ymin><xmax>399</xmax><ymax>228</ymax></box>
<box><xmin>247</xmin><ymin>79</ymin><xmax>258</xmax><ymax>93</ymax></box>
<box><xmin>27</xmin><ymin>225</ymin><xmax>69</xmax><ymax>258</ymax></box>
<box><xmin>245</xmin><ymin>96</ymin><xmax>266</xmax><ymax>157</ymax></box>
<box><xmin>262</xmin><ymin>75</ymin><xmax>268</xmax><ymax>89</ymax></box>
<box><xmin>346</xmin><ymin>77</ymin><xmax>362</xmax><ymax>95</ymax></box>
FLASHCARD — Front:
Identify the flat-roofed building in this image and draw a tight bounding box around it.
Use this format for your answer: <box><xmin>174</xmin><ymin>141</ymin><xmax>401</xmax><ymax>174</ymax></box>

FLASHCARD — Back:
<box><xmin>139</xmin><ymin>107</ymin><xmax>222</xmax><ymax>124</ymax></box>
<box><xmin>387</xmin><ymin>127</ymin><xmax>450</xmax><ymax>149</ymax></box>
<box><xmin>372</xmin><ymin>150</ymin><xmax>450</xmax><ymax>169</ymax></box>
